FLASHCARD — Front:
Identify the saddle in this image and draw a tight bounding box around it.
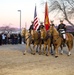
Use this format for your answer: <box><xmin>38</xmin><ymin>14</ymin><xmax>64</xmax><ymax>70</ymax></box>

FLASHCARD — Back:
<box><xmin>60</xmin><ymin>33</ymin><xmax>69</xmax><ymax>47</ymax></box>
<box><xmin>60</xmin><ymin>33</ymin><xmax>68</xmax><ymax>40</ymax></box>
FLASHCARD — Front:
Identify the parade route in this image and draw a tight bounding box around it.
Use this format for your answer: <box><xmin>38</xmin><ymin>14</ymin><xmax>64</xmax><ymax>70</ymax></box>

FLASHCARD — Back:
<box><xmin>0</xmin><ymin>44</ymin><xmax>74</xmax><ymax>75</ymax></box>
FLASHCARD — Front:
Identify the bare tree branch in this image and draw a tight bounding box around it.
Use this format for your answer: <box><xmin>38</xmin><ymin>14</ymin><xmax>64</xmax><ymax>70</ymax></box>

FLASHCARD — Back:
<box><xmin>42</xmin><ymin>0</ymin><xmax>74</xmax><ymax>26</ymax></box>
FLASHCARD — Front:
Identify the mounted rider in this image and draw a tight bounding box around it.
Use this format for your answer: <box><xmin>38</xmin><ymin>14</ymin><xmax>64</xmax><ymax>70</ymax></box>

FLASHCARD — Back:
<box><xmin>37</xmin><ymin>22</ymin><xmax>45</xmax><ymax>32</ymax></box>
<box><xmin>57</xmin><ymin>19</ymin><xmax>66</xmax><ymax>46</ymax></box>
<box><xmin>50</xmin><ymin>20</ymin><xmax>55</xmax><ymax>26</ymax></box>
<box><xmin>29</xmin><ymin>21</ymin><xmax>34</xmax><ymax>33</ymax></box>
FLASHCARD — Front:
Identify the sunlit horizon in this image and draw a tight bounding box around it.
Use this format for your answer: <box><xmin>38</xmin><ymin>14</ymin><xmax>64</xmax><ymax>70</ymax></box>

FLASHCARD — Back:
<box><xmin>0</xmin><ymin>0</ymin><xmax>73</xmax><ymax>30</ymax></box>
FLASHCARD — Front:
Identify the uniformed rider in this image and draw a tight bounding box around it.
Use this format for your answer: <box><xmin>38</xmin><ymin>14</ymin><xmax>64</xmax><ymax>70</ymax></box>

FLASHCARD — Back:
<box><xmin>50</xmin><ymin>20</ymin><xmax>55</xmax><ymax>26</ymax></box>
<box><xmin>37</xmin><ymin>22</ymin><xmax>44</xmax><ymax>32</ymax></box>
<box><xmin>29</xmin><ymin>21</ymin><xmax>34</xmax><ymax>33</ymax></box>
<box><xmin>57</xmin><ymin>20</ymin><xmax>66</xmax><ymax>46</ymax></box>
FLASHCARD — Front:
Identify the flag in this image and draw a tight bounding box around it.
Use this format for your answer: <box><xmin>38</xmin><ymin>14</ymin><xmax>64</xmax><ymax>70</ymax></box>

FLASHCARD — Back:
<box><xmin>33</xmin><ymin>5</ymin><xmax>39</xmax><ymax>30</ymax></box>
<box><xmin>44</xmin><ymin>2</ymin><xmax>50</xmax><ymax>31</ymax></box>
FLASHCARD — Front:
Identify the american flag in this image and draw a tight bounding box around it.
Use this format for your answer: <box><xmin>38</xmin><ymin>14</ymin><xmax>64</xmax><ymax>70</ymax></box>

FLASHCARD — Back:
<box><xmin>33</xmin><ymin>5</ymin><xmax>39</xmax><ymax>30</ymax></box>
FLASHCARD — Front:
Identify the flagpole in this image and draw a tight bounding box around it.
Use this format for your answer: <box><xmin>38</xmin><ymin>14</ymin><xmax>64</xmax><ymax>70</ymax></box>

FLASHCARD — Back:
<box><xmin>18</xmin><ymin>10</ymin><xmax>21</xmax><ymax>34</ymax></box>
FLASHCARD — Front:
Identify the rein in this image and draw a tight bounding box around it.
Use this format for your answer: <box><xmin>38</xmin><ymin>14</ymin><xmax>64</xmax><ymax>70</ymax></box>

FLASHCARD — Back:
<box><xmin>25</xmin><ymin>35</ymin><xmax>31</xmax><ymax>41</ymax></box>
<box><xmin>41</xmin><ymin>30</ymin><xmax>51</xmax><ymax>41</ymax></box>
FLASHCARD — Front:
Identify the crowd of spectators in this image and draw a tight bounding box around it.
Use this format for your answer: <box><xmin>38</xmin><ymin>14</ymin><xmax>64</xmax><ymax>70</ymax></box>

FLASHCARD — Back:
<box><xmin>0</xmin><ymin>32</ymin><xmax>22</xmax><ymax>45</ymax></box>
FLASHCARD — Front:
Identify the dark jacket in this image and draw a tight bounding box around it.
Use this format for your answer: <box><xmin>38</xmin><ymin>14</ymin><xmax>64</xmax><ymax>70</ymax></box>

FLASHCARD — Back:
<box><xmin>57</xmin><ymin>23</ymin><xmax>66</xmax><ymax>32</ymax></box>
<box><xmin>29</xmin><ymin>24</ymin><xmax>34</xmax><ymax>31</ymax></box>
<box><xmin>37</xmin><ymin>25</ymin><xmax>44</xmax><ymax>31</ymax></box>
<box><xmin>50</xmin><ymin>24</ymin><xmax>55</xmax><ymax>26</ymax></box>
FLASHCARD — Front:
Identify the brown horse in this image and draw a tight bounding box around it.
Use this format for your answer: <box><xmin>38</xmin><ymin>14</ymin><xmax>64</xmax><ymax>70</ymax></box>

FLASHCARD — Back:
<box><xmin>49</xmin><ymin>26</ymin><xmax>73</xmax><ymax>57</ymax></box>
<box><xmin>30</xmin><ymin>30</ymin><xmax>42</xmax><ymax>55</ymax></box>
<box><xmin>21</xmin><ymin>28</ymin><xmax>33</xmax><ymax>55</ymax></box>
<box><xmin>40</xmin><ymin>28</ymin><xmax>51</xmax><ymax>56</ymax></box>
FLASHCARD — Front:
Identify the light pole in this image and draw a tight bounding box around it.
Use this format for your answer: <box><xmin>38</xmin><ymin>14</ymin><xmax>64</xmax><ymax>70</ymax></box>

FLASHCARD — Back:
<box><xmin>18</xmin><ymin>10</ymin><xmax>21</xmax><ymax>34</ymax></box>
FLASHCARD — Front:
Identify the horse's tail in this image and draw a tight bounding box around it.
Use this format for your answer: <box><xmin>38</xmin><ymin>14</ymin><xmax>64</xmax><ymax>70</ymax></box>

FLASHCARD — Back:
<box><xmin>71</xmin><ymin>39</ymin><xmax>73</xmax><ymax>49</ymax></box>
<box><xmin>66</xmin><ymin>33</ymin><xmax>74</xmax><ymax>50</ymax></box>
<box><xmin>70</xmin><ymin>34</ymin><xmax>74</xmax><ymax>49</ymax></box>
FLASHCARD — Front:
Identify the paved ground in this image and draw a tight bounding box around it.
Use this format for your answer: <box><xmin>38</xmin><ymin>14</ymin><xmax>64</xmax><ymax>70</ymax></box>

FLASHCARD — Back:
<box><xmin>0</xmin><ymin>43</ymin><xmax>74</xmax><ymax>75</ymax></box>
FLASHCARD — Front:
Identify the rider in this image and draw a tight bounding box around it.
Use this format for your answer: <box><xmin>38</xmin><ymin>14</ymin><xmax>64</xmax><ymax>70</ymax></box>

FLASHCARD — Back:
<box><xmin>50</xmin><ymin>20</ymin><xmax>55</xmax><ymax>43</ymax></box>
<box><xmin>37</xmin><ymin>22</ymin><xmax>44</xmax><ymax>44</ymax></box>
<box><xmin>57</xmin><ymin>19</ymin><xmax>66</xmax><ymax>47</ymax></box>
<box><xmin>50</xmin><ymin>20</ymin><xmax>55</xmax><ymax>53</ymax></box>
<box><xmin>50</xmin><ymin>20</ymin><xmax>55</xmax><ymax>26</ymax></box>
<box><xmin>29</xmin><ymin>21</ymin><xmax>34</xmax><ymax>33</ymax></box>
<box><xmin>37</xmin><ymin>22</ymin><xmax>44</xmax><ymax>32</ymax></box>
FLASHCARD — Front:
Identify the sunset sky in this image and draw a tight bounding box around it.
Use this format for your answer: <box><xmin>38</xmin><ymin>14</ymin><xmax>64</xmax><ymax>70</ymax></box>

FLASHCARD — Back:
<box><xmin>0</xmin><ymin>0</ymin><xmax>73</xmax><ymax>29</ymax></box>
<box><xmin>0</xmin><ymin>0</ymin><xmax>45</xmax><ymax>29</ymax></box>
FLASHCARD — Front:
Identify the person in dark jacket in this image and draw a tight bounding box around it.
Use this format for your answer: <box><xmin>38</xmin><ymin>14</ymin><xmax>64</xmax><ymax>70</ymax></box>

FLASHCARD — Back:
<box><xmin>29</xmin><ymin>21</ymin><xmax>34</xmax><ymax>33</ymax></box>
<box><xmin>37</xmin><ymin>22</ymin><xmax>44</xmax><ymax>32</ymax></box>
<box><xmin>0</xmin><ymin>33</ymin><xmax>2</xmax><ymax>45</ymax></box>
<box><xmin>57</xmin><ymin>20</ymin><xmax>66</xmax><ymax>32</ymax></box>
<box><xmin>57</xmin><ymin>20</ymin><xmax>66</xmax><ymax>46</ymax></box>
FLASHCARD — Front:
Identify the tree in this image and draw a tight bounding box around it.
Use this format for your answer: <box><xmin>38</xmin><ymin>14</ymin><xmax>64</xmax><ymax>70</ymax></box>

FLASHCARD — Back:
<box><xmin>42</xmin><ymin>0</ymin><xmax>74</xmax><ymax>26</ymax></box>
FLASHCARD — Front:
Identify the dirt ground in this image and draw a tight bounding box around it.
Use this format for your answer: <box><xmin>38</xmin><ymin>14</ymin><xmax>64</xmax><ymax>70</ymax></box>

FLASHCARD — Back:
<box><xmin>0</xmin><ymin>44</ymin><xmax>74</xmax><ymax>75</ymax></box>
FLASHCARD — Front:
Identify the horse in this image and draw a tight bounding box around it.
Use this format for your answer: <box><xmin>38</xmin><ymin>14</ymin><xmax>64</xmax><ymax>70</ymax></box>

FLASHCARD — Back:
<box><xmin>21</xmin><ymin>28</ymin><xmax>33</xmax><ymax>55</ymax></box>
<box><xmin>30</xmin><ymin>29</ymin><xmax>42</xmax><ymax>55</ymax></box>
<box><xmin>49</xmin><ymin>26</ymin><xmax>73</xmax><ymax>57</ymax></box>
<box><xmin>40</xmin><ymin>28</ymin><xmax>51</xmax><ymax>56</ymax></box>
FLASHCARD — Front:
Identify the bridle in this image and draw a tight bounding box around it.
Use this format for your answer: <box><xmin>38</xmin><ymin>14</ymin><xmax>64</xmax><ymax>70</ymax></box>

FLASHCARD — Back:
<box><xmin>41</xmin><ymin>29</ymin><xmax>51</xmax><ymax>41</ymax></box>
<box><xmin>25</xmin><ymin>35</ymin><xmax>31</xmax><ymax>41</ymax></box>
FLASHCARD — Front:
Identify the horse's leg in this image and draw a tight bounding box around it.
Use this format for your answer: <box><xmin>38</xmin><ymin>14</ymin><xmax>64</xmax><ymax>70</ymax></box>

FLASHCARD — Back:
<box><xmin>23</xmin><ymin>39</ymin><xmax>32</xmax><ymax>55</ymax></box>
<box><xmin>43</xmin><ymin>44</ymin><xmax>47</xmax><ymax>55</ymax></box>
<box><xmin>67</xmin><ymin>35</ymin><xmax>73</xmax><ymax>56</ymax></box>
<box><xmin>29</xmin><ymin>44</ymin><xmax>33</xmax><ymax>54</ymax></box>
<box><xmin>55</xmin><ymin>45</ymin><xmax>59</xmax><ymax>58</ymax></box>
<box><xmin>36</xmin><ymin>45</ymin><xmax>38</xmax><ymax>52</ymax></box>
<box><xmin>39</xmin><ymin>44</ymin><xmax>42</xmax><ymax>55</ymax></box>
<box><xmin>55</xmin><ymin>48</ymin><xmax>58</xmax><ymax>58</ymax></box>
<box><xmin>32</xmin><ymin>43</ymin><xmax>36</xmax><ymax>55</ymax></box>
<box><xmin>46</xmin><ymin>44</ymin><xmax>50</xmax><ymax>56</ymax></box>
<box><xmin>67</xmin><ymin>42</ymin><xmax>72</xmax><ymax>56</ymax></box>
<box><xmin>51</xmin><ymin>44</ymin><xmax>54</xmax><ymax>55</ymax></box>
<box><xmin>60</xmin><ymin>45</ymin><xmax>63</xmax><ymax>55</ymax></box>
<box><xmin>23</xmin><ymin>42</ymin><xmax>28</xmax><ymax>55</ymax></box>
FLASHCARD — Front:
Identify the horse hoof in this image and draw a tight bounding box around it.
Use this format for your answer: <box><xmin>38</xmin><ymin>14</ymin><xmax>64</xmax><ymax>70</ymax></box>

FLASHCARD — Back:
<box><xmin>39</xmin><ymin>53</ymin><xmax>41</xmax><ymax>55</ymax></box>
<box><xmin>36</xmin><ymin>50</ymin><xmax>38</xmax><ymax>53</ymax></box>
<box><xmin>33</xmin><ymin>53</ymin><xmax>36</xmax><ymax>55</ymax></box>
<box><xmin>68</xmin><ymin>52</ymin><xmax>71</xmax><ymax>56</ymax></box>
<box><xmin>60</xmin><ymin>53</ymin><xmax>63</xmax><ymax>55</ymax></box>
<box><xmin>23</xmin><ymin>52</ymin><xmax>26</xmax><ymax>55</ymax></box>
<box><xmin>39</xmin><ymin>52</ymin><xmax>42</xmax><ymax>55</ymax></box>
<box><xmin>60</xmin><ymin>51</ymin><xmax>63</xmax><ymax>55</ymax></box>
<box><xmin>55</xmin><ymin>56</ymin><xmax>58</xmax><ymax>58</ymax></box>
<box><xmin>51</xmin><ymin>53</ymin><xmax>54</xmax><ymax>55</ymax></box>
<box><xmin>46</xmin><ymin>54</ymin><xmax>49</xmax><ymax>56</ymax></box>
<box><xmin>68</xmin><ymin>54</ymin><xmax>71</xmax><ymax>56</ymax></box>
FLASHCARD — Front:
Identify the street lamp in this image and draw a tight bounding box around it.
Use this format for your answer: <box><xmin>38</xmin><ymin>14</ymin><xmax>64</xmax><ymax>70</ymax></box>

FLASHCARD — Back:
<box><xmin>18</xmin><ymin>10</ymin><xmax>21</xmax><ymax>34</ymax></box>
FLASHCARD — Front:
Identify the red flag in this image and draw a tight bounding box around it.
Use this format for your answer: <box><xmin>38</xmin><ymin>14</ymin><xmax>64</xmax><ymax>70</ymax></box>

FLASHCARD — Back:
<box><xmin>33</xmin><ymin>5</ymin><xmax>39</xmax><ymax>30</ymax></box>
<box><xmin>44</xmin><ymin>2</ymin><xmax>50</xmax><ymax>31</ymax></box>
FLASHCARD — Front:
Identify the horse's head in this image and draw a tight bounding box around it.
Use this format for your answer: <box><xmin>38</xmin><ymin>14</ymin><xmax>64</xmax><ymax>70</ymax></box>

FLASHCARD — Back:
<box><xmin>30</xmin><ymin>30</ymin><xmax>35</xmax><ymax>40</ymax></box>
<box><xmin>21</xmin><ymin>28</ymin><xmax>26</xmax><ymax>37</ymax></box>
<box><xmin>49</xmin><ymin>26</ymin><xmax>54</xmax><ymax>34</ymax></box>
<box><xmin>49</xmin><ymin>26</ymin><xmax>59</xmax><ymax>36</ymax></box>
<box><xmin>40</xmin><ymin>28</ymin><xmax>46</xmax><ymax>39</ymax></box>
<box><xmin>30</xmin><ymin>30</ymin><xmax>40</xmax><ymax>40</ymax></box>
